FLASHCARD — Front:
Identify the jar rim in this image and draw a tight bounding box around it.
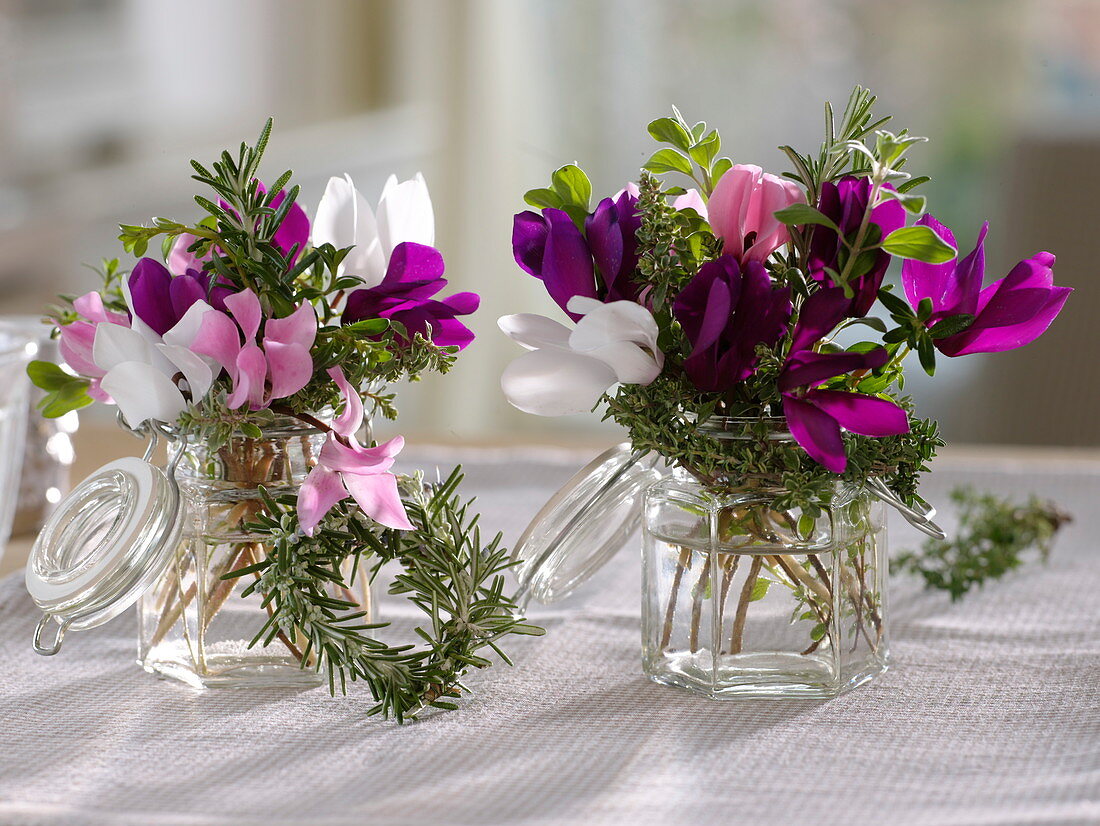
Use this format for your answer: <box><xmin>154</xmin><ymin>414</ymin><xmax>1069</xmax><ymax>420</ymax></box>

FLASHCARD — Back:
<box><xmin>684</xmin><ymin>413</ymin><xmax>794</xmax><ymax>441</ymax></box>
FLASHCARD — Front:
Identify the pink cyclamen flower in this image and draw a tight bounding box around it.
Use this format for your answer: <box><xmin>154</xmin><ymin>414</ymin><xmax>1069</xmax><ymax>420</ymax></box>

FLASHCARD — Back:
<box><xmin>57</xmin><ymin>291</ymin><xmax>130</xmax><ymax>402</ymax></box>
<box><xmin>778</xmin><ymin>288</ymin><xmax>909</xmax><ymax>473</ymax></box>
<box><xmin>707</xmin><ymin>164</ymin><xmax>804</xmax><ymax>265</ymax></box>
<box><xmin>190</xmin><ymin>289</ymin><xmax>316</xmax><ymax>411</ymax></box>
<box><xmin>297</xmin><ymin>366</ymin><xmax>413</xmax><ymax>535</ymax></box>
<box><xmin>901</xmin><ymin>214</ymin><xmax>1072</xmax><ymax>357</ymax></box>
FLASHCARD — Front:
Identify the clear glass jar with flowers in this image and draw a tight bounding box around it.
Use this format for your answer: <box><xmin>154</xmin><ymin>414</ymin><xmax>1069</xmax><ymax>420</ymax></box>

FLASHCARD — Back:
<box><xmin>25</xmin><ymin>121</ymin><xmax>541</xmax><ymax>720</ymax></box>
<box><xmin>500</xmin><ymin>88</ymin><xmax>1070</xmax><ymax>698</ymax></box>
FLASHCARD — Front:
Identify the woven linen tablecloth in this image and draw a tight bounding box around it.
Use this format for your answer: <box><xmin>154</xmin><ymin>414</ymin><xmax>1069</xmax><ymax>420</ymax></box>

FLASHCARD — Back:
<box><xmin>0</xmin><ymin>446</ymin><xmax>1098</xmax><ymax>826</ymax></box>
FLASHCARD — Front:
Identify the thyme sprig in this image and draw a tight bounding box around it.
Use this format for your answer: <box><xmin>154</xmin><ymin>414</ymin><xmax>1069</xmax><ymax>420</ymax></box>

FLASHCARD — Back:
<box><xmin>895</xmin><ymin>487</ymin><xmax>1072</xmax><ymax>600</ymax></box>
<box><xmin>230</xmin><ymin>466</ymin><xmax>543</xmax><ymax>722</ymax></box>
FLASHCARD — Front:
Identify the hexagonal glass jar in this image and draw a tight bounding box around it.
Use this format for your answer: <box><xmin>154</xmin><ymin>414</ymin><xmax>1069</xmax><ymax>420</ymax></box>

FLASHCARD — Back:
<box><xmin>641</xmin><ymin>418</ymin><xmax>888</xmax><ymax>698</ymax></box>
<box><xmin>137</xmin><ymin>418</ymin><xmax>372</xmax><ymax>689</ymax></box>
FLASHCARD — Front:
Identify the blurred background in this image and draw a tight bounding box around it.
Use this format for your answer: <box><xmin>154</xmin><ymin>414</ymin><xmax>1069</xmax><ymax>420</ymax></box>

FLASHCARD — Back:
<box><xmin>1</xmin><ymin>0</ymin><xmax>1096</xmax><ymax>447</ymax></box>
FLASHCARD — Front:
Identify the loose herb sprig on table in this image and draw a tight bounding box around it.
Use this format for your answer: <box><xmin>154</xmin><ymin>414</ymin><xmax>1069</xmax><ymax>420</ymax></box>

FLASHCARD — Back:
<box><xmin>895</xmin><ymin>487</ymin><xmax>1072</xmax><ymax>601</ymax></box>
<box><xmin>233</xmin><ymin>466</ymin><xmax>543</xmax><ymax>723</ymax></box>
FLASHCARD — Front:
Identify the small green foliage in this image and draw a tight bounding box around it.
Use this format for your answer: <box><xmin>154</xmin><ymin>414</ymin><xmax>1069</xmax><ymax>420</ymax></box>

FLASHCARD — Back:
<box><xmin>523</xmin><ymin>163</ymin><xmax>593</xmax><ymax>228</ymax></box>
<box><xmin>644</xmin><ymin>107</ymin><xmax>730</xmax><ymax>196</ymax></box>
<box><xmin>26</xmin><ymin>361</ymin><xmax>94</xmax><ymax>418</ymax></box>
<box><xmin>881</xmin><ymin>225</ymin><xmax>957</xmax><ymax>263</ymax></box>
<box><xmin>894</xmin><ymin>487</ymin><xmax>1072</xmax><ymax>600</ymax></box>
<box><xmin>232</xmin><ymin>467</ymin><xmax>543</xmax><ymax>722</ymax></box>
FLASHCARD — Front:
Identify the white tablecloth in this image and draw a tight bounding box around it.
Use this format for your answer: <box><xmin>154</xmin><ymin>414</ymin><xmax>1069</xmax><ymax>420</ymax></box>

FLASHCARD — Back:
<box><xmin>1</xmin><ymin>447</ymin><xmax>1098</xmax><ymax>826</ymax></box>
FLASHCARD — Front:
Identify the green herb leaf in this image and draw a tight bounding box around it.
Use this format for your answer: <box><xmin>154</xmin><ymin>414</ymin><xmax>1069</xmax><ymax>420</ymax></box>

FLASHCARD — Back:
<box><xmin>773</xmin><ymin>203</ymin><xmax>838</xmax><ymax>231</ymax></box>
<box><xmin>881</xmin><ymin>225</ymin><xmax>957</xmax><ymax>263</ymax></box>
<box><xmin>523</xmin><ymin>187</ymin><xmax>563</xmax><ymax>210</ymax></box>
<box><xmin>550</xmin><ymin>164</ymin><xmax>592</xmax><ymax>212</ymax></box>
<box><xmin>749</xmin><ymin>577</ymin><xmax>772</xmax><ymax>602</ymax></box>
<box><xmin>647</xmin><ymin>117</ymin><xmax>693</xmax><ymax>152</ymax></box>
<box><xmin>929</xmin><ymin>313</ymin><xmax>975</xmax><ymax>339</ymax></box>
<box><xmin>27</xmin><ymin>360</ymin><xmax>75</xmax><ymax>391</ymax></box>
<box><xmin>643</xmin><ymin>148</ymin><xmax>694</xmax><ymax>176</ymax></box>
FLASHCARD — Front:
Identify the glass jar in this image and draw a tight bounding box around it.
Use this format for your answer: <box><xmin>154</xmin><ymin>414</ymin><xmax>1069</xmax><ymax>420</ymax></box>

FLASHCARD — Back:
<box><xmin>641</xmin><ymin>418</ymin><xmax>888</xmax><ymax>698</ymax></box>
<box><xmin>137</xmin><ymin>419</ymin><xmax>372</xmax><ymax>689</ymax></box>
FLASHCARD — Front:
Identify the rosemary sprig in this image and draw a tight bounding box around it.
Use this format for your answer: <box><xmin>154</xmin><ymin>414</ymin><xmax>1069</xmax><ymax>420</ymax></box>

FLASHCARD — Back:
<box><xmin>894</xmin><ymin>487</ymin><xmax>1072</xmax><ymax>600</ymax></box>
<box><xmin>230</xmin><ymin>466</ymin><xmax>543</xmax><ymax>722</ymax></box>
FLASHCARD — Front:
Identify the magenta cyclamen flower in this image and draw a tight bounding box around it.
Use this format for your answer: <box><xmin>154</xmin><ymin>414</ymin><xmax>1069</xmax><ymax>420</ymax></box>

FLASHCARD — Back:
<box><xmin>808</xmin><ymin>176</ymin><xmax>905</xmax><ymax>318</ymax></box>
<box><xmin>297</xmin><ymin>367</ymin><xmax>412</xmax><ymax>536</ymax></box>
<box><xmin>342</xmin><ymin>242</ymin><xmax>479</xmax><ymax>350</ymax></box>
<box><xmin>673</xmin><ymin>254</ymin><xmax>791</xmax><ymax>393</ymax></box>
<box><xmin>707</xmin><ymin>164</ymin><xmax>804</xmax><ymax>265</ymax></box>
<box><xmin>127</xmin><ymin>258</ymin><xmax>233</xmax><ymax>337</ymax></box>
<box><xmin>512</xmin><ymin>189</ymin><xmax>642</xmax><ymax>321</ymax></box>
<box><xmin>779</xmin><ymin>288</ymin><xmax>909</xmax><ymax>473</ymax></box>
<box><xmin>901</xmin><ymin>214</ymin><xmax>1072</xmax><ymax>357</ymax></box>
<box><xmin>190</xmin><ymin>289</ymin><xmax>316</xmax><ymax>411</ymax></box>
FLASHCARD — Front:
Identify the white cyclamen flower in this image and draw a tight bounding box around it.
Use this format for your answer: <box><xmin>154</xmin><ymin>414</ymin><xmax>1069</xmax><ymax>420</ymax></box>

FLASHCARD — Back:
<box><xmin>96</xmin><ymin>297</ymin><xmax>219</xmax><ymax>428</ymax></box>
<box><xmin>499</xmin><ymin>296</ymin><xmax>664</xmax><ymax>416</ymax></box>
<box><xmin>312</xmin><ymin>172</ymin><xmax>434</xmax><ymax>288</ymax></box>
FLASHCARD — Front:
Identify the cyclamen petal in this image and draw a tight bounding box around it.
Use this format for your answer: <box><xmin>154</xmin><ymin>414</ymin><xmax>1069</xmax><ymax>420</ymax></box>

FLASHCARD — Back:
<box><xmin>93</xmin><ymin>323</ymin><xmax>154</xmax><ymax>373</ymax></box>
<box><xmin>376</xmin><ymin>172</ymin><xmax>435</xmax><ymax>255</ymax></box>
<box><xmin>224</xmin><ymin>289</ymin><xmax>262</xmax><ymax>341</ymax></box>
<box><xmin>777</xmin><ymin>349</ymin><xmax>889</xmax><ymax>393</ymax></box>
<box><xmin>327</xmin><ymin>366</ymin><xmax>364</xmax><ymax>438</ymax></box>
<box><xmin>512</xmin><ymin>211</ymin><xmax>549</xmax><ymax>276</ymax></box>
<box><xmin>500</xmin><ymin>347</ymin><xmax>618</xmax><ymax>417</ymax></box>
<box><xmin>100</xmin><ymin>360</ymin><xmax>188</xmax><ymax>428</ymax></box>
<box><xmin>806</xmin><ymin>389</ymin><xmax>909</xmax><ymax>438</ymax></box>
<box><xmin>265</xmin><ymin>302</ymin><xmax>317</xmax><ymax>350</ymax></box>
<box><xmin>156</xmin><ymin>343</ymin><xmax>215</xmax><ymax>400</ymax></box>
<box><xmin>542</xmin><ymin>210</ymin><xmax>598</xmax><ymax>321</ymax></box>
<box><xmin>225</xmin><ymin>343</ymin><xmax>267</xmax><ymax>410</ymax></box>
<box><xmin>168</xmin><ymin>233</ymin><xmax>212</xmax><ymax>276</ymax></box>
<box><xmin>264</xmin><ymin>341</ymin><xmax>313</xmax><ymax>400</ymax></box>
<box><xmin>190</xmin><ymin>310</ymin><xmax>242</xmax><ymax>372</ymax></box>
<box><xmin>498</xmin><ymin>314</ymin><xmax>572</xmax><ymax>351</ymax></box>
<box><xmin>783</xmin><ymin>395</ymin><xmax>847</xmax><ymax>474</ymax></box>
<box><xmin>297</xmin><ymin>465</ymin><xmax>348</xmax><ymax>537</ymax></box>
<box><xmin>567</xmin><ymin>299</ymin><xmax>663</xmax><ymax>383</ymax></box>
<box><xmin>58</xmin><ymin>321</ymin><xmax>103</xmax><ymax>378</ymax></box>
<box><xmin>128</xmin><ymin>259</ymin><xmax>179</xmax><ymax>337</ymax></box>
<box><xmin>341</xmin><ymin>472</ymin><xmax>413</xmax><ymax>531</ymax></box>
<box><xmin>318</xmin><ymin>435</ymin><xmax>403</xmax><ymax>475</ymax></box>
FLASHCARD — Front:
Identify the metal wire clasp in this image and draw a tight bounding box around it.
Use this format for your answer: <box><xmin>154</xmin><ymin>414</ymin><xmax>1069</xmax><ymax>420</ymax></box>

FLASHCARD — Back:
<box><xmin>866</xmin><ymin>477</ymin><xmax>946</xmax><ymax>540</ymax></box>
<box><xmin>33</xmin><ymin>615</ymin><xmax>70</xmax><ymax>656</ymax></box>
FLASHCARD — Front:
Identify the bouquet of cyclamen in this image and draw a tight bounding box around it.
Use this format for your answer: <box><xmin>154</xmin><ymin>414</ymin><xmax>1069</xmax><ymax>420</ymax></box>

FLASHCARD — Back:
<box><xmin>502</xmin><ymin>88</ymin><xmax>1070</xmax><ymax>505</ymax></box>
<box><xmin>500</xmin><ymin>88</ymin><xmax>1070</xmax><ymax>696</ymax></box>
<box><xmin>30</xmin><ymin>121</ymin><xmax>540</xmax><ymax>720</ymax></box>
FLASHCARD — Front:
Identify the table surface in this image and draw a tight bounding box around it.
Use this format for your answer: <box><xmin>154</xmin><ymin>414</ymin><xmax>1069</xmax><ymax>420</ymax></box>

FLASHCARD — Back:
<box><xmin>1</xmin><ymin>438</ymin><xmax>1099</xmax><ymax>825</ymax></box>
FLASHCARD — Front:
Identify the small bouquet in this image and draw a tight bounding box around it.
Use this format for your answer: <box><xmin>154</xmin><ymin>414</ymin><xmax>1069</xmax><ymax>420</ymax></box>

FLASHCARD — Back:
<box><xmin>500</xmin><ymin>88</ymin><xmax>1071</xmax><ymax>697</ymax></box>
<box><xmin>30</xmin><ymin>121</ymin><xmax>540</xmax><ymax>720</ymax></box>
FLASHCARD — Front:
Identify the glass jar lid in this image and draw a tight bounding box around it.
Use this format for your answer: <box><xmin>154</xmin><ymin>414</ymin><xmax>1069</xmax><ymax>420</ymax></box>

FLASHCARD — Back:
<box><xmin>512</xmin><ymin>443</ymin><xmax>662</xmax><ymax>607</ymax></box>
<box><xmin>25</xmin><ymin>433</ymin><xmax>185</xmax><ymax>655</ymax></box>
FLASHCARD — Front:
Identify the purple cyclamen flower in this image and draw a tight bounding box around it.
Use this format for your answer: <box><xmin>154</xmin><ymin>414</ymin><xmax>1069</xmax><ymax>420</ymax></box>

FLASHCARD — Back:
<box><xmin>512</xmin><ymin>189</ymin><xmax>641</xmax><ymax>321</ymax></box>
<box><xmin>778</xmin><ymin>287</ymin><xmax>909</xmax><ymax>473</ymax></box>
<box><xmin>342</xmin><ymin>242</ymin><xmax>479</xmax><ymax>349</ymax></box>
<box><xmin>807</xmin><ymin>176</ymin><xmax>905</xmax><ymax>318</ymax></box>
<box><xmin>128</xmin><ymin>257</ymin><xmax>235</xmax><ymax>337</ymax></box>
<box><xmin>901</xmin><ymin>214</ymin><xmax>1071</xmax><ymax>357</ymax></box>
<box><xmin>673</xmin><ymin>254</ymin><xmax>791</xmax><ymax>393</ymax></box>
